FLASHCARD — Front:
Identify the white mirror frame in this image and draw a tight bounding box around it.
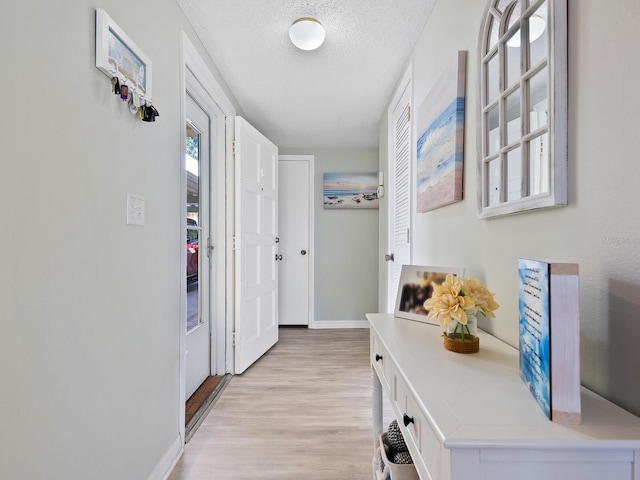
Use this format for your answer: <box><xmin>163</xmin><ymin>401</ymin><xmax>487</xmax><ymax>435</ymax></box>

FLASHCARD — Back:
<box><xmin>477</xmin><ymin>0</ymin><xmax>567</xmax><ymax>219</ymax></box>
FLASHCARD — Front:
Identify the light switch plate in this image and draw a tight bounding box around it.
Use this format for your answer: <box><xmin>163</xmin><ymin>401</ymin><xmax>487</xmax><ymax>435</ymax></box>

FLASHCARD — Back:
<box><xmin>127</xmin><ymin>193</ymin><xmax>145</xmax><ymax>226</ymax></box>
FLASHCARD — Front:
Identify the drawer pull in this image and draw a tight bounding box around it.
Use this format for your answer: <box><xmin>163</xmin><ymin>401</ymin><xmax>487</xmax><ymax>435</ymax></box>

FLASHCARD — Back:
<box><xmin>403</xmin><ymin>414</ymin><xmax>414</xmax><ymax>427</ymax></box>
<box><xmin>375</xmin><ymin>354</ymin><xmax>383</xmax><ymax>362</ymax></box>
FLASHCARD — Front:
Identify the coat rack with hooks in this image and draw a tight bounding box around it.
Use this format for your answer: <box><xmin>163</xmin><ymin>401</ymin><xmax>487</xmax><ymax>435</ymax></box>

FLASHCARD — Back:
<box><xmin>95</xmin><ymin>8</ymin><xmax>159</xmax><ymax>122</ymax></box>
<box><xmin>107</xmin><ymin>64</ymin><xmax>158</xmax><ymax>122</ymax></box>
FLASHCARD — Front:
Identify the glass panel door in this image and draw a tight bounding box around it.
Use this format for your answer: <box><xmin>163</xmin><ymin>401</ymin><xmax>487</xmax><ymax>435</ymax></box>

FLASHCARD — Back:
<box><xmin>185</xmin><ymin>92</ymin><xmax>211</xmax><ymax>399</ymax></box>
<box><xmin>186</xmin><ymin>123</ymin><xmax>201</xmax><ymax>333</ymax></box>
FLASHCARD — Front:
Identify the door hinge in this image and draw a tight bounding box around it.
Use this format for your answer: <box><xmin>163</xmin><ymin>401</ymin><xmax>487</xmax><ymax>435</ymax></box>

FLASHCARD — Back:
<box><xmin>232</xmin><ymin>140</ymin><xmax>236</xmax><ymax>155</ymax></box>
<box><xmin>407</xmin><ymin>105</ymin><xmax>411</xmax><ymax>122</ymax></box>
<box><xmin>232</xmin><ymin>236</ymin><xmax>237</xmax><ymax>250</ymax></box>
<box><xmin>207</xmin><ymin>238</ymin><xmax>214</xmax><ymax>257</ymax></box>
<box><xmin>232</xmin><ymin>331</ymin><xmax>236</xmax><ymax>347</ymax></box>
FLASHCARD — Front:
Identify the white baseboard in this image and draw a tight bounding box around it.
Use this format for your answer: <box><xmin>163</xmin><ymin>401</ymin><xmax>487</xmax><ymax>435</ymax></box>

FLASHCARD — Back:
<box><xmin>310</xmin><ymin>320</ymin><xmax>370</xmax><ymax>329</ymax></box>
<box><xmin>148</xmin><ymin>434</ymin><xmax>183</xmax><ymax>480</ymax></box>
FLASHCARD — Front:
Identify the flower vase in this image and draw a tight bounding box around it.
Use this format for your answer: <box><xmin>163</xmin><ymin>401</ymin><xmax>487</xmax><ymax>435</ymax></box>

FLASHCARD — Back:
<box><xmin>443</xmin><ymin>315</ymin><xmax>479</xmax><ymax>353</ymax></box>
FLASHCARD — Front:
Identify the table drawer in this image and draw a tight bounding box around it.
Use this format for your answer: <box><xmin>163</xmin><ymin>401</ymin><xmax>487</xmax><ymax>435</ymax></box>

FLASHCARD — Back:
<box><xmin>392</xmin><ymin>366</ymin><xmax>440</xmax><ymax>480</ymax></box>
<box><xmin>371</xmin><ymin>331</ymin><xmax>392</xmax><ymax>390</ymax></box>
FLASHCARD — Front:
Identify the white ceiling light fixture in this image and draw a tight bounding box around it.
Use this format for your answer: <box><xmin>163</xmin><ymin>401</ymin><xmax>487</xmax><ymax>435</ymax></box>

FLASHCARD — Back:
<box><xmin>507</xmin><ymin>14</ymin><xmax>546</xmax><ymax>47</ymax></box>
<box><xmin>289</xmin><ymin>17</ymin><xmax>326</xmax><ymax>51</ymax></box>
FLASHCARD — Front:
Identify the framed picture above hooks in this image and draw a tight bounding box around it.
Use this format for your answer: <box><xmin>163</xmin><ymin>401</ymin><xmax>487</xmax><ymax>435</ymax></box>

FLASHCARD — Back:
<box><xmin>95</xmin><ymin>8</ymin><xmax>152</xmax><ymax>103</ymax></box>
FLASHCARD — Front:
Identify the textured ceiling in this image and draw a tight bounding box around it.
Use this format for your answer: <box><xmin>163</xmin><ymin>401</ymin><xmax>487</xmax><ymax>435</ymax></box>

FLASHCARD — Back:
<box><xmin>175</xmin><ymin>0</ymin><xmax>437</xmax><ymax>149</ymax></box>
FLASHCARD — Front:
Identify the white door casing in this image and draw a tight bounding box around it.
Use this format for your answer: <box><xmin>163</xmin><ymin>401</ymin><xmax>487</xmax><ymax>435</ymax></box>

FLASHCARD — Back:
<box><xmin>278</xmin><ymin>155</ymin><xmax>314</xmax><ymax>326</ymax></box>
<box><xmin>234</xmin><ymin>116</ymin><xmax>279</xmax><ymax>374</ymax></box>
<box><xmin>180</xmin><ymin>32</ymin><xmax>235</xmax><ymax>444</ymax></box>
<box><xmin>184</xmin><ymin>93</ymin><xmax>211</xmax><ymax>399</ymax></box>
<box><xmin>387</xmin><ymin>68</ymin><xmax>412</xmax><ymax>312</ymax></box>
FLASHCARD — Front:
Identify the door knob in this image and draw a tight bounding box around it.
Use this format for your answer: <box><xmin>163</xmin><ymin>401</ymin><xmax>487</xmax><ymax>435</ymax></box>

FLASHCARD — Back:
<box><xmin>301</xmin><ymin>250</ymin><xmax>307</xmax><ymax>255</ymax></box>
<box><xmin>384</xmin><ymin>253</ymin><xmax>395</xmax><ymax>262</ymax></box>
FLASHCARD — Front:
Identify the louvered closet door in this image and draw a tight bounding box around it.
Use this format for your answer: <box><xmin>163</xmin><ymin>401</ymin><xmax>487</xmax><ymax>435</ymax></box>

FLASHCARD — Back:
<box><xmin>388</xmin><ymin>80</ymin><xmax>412</xmax><ymax>311</ymax></box>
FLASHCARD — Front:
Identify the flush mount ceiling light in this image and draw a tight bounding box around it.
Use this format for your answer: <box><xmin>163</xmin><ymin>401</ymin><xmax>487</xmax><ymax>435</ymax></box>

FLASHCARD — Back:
<box><xmin>289</xmin><ymin>17</ymin><xmax>326</xmax><ymax>51</ymax></box>
<box><xmin>507</xmin><ymin>14</ymin><xmax>546</xmax><ymax>47</ymax></box>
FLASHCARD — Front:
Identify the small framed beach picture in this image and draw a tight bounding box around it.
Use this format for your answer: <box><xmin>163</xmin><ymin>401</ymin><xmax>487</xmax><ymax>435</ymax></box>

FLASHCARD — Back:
<box><xmin>395</xmin><ymin>265</ymin><xmax>465</xmax><ymax>324</ymax></box>
<box><xmin>323</xmin><ymin>172</ymin><xmax>379</xmax><ymax>209</ymax></box>
<box><xmin>95</xmin><ymin>8</ymin><xmax>152</xmax><ymax>100</ymax></box>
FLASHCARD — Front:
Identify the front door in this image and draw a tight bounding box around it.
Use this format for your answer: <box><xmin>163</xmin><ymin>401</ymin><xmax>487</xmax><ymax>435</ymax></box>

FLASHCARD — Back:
<box><xmin>234</xmin><ymin>116</ymin><xmax>279</xmax><ymax>374</ymax></box>
<box><xmin>185</xmin><ymin>94</ymin><xmax>212</xmax><ymax>398</ymax></box>
<box><xmin>278</xmin><ymin>156</ymin><xmax>312</xmax><ymax>326</ymax></box>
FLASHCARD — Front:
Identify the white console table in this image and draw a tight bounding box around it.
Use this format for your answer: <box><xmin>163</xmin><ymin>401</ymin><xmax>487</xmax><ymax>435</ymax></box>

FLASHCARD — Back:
<box><xmin>368</xmin><ymin>313</ymin><xmax>640</xmax><ymax>480</ymax></box>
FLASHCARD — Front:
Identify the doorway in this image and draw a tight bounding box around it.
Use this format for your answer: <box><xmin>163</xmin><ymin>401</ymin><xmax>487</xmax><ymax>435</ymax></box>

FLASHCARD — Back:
<box><xmin>278</xmin><ymin>155</ymin><xmax>314</xmax><ymax>327</ymax></box>
<box><xmin>386</xmin><ymin>69</ymin><xmax>412</xmax><ymax>312</ymax></box>
<box><xmin>180</xmin><ymin>32</ymin><xmax>236</xmax><ymax>443</ymax></box>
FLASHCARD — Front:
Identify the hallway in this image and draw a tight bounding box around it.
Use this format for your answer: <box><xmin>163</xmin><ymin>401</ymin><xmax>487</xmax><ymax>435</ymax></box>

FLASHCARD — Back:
<box><xmin>169</xmin><ymin>327</ymin><xmax>374</xmax><ymax>479</ymax></box>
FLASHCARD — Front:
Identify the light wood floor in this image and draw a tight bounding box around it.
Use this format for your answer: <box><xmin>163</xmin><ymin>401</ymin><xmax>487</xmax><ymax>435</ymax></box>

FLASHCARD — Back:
<box><xmin>168</xmin><ymin>327</ymin><xmax>375</xmax><ymax>480</ymax></box>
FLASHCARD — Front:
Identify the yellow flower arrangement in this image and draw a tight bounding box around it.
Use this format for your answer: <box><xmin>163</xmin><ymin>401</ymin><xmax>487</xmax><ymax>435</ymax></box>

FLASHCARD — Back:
<box><xmin>423</xmin><ymin>274</ymin><xmax>499</xmax><ymax>336</ymax></box>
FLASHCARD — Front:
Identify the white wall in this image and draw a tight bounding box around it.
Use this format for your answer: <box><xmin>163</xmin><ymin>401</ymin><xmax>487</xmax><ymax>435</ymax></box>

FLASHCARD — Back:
<box><xmin>281</xmin><ymin>148</ymin><xmax>379</xmax><ymax>324</ymax></box>
<box><xmin>0</xmin><ymin>1</ymin><xmax>240</xmax><ymax>478</ymax></box>
<box><xmin>378</xmin><ymin>0</ymin><xmax>640</xmax><ymax>417</ymax></box>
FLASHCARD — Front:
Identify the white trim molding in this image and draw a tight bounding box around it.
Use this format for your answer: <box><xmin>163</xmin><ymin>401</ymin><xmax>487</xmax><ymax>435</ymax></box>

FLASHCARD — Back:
<box><xmin>148</xmin><ymin>434</ymin><xmax>183</xmax><ymax>480</ymax></box>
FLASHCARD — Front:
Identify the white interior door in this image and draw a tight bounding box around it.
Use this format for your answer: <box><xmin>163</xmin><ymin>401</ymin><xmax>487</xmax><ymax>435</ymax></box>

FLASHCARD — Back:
<box><xmin>234</xmin><ymin>116</ymin><xmax>279</xmax><ymax>374</ymax></box>
<box><xmin>278</xmin><ymin>156</ymin><xmax>312</xmax><ymax>326</ymax></box>
<box><xmin>387</xmin><ymin>77</ymin><xmax>412</xmax><ymax>312</ymax></box>
<box><xmin>185</xmin><ymin>94</ymin><xmax>212</xmax><ymax>398</ymax></box>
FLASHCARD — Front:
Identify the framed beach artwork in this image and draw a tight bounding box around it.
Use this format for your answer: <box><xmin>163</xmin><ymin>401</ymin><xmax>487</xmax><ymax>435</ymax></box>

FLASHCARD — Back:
<box><xmin>416</xmin><ymin>51</ymin><xmax>467</xmax><ymax>213</ymax></box>
<box><xmin>95</xmin><ymin>8</ymin><xmax>152</xmax><ymax>100</ymax></box>
<box><xmin>323</xmin><ymin>173</ymin><xmax>379</xmax><ymax>209</ymax></box>
<box><xmin>395</xmin><ymin>265</ymin><xmax>465</xmax><ymax>324</ymax></box>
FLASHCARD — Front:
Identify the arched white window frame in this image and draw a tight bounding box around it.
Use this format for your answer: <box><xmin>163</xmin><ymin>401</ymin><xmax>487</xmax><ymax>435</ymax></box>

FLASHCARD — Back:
<box><xmin>477</xmin><ymin>0</ymin><xmax>567</xmax><ymax>218</ymax></box>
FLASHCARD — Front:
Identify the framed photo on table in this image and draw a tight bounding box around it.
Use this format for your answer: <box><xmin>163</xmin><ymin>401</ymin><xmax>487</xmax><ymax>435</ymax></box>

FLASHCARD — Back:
<box><xmin>395</xmin><ymin>265</ymin><xmax>464</xmax><ymax>324</ymax></box>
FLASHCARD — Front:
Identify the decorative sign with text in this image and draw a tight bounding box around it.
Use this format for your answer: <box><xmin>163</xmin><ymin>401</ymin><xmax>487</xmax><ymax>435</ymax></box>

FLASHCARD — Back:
<box><xmin>519</xmin><ymin>259</ymin><xmax>551</xmax><ymax>417</ymax></box>
<box><xmin>518</xmin><ymin>258</ymin><xmax>581</xmax><ymax>424</ymax></box>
